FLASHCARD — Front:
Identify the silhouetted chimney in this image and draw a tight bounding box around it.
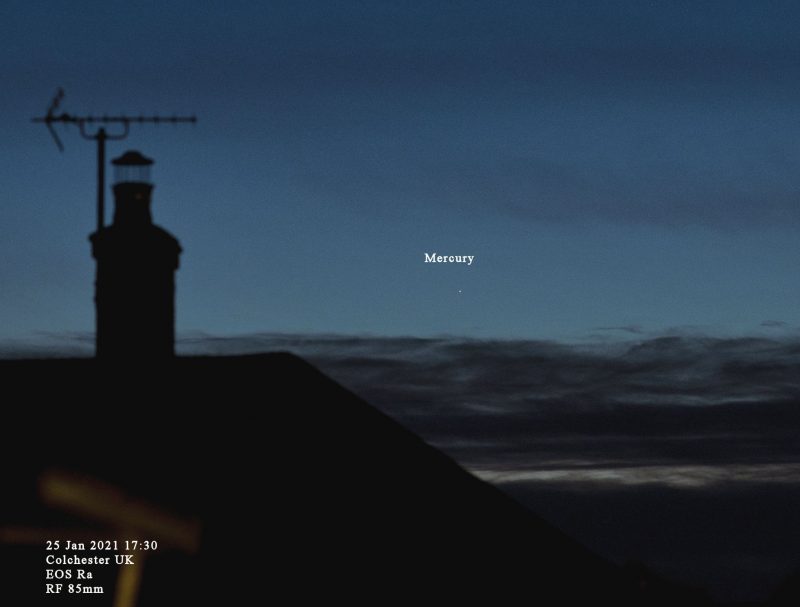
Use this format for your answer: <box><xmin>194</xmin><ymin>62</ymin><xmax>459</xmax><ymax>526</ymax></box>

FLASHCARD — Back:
<box><xmin>89</xmin><ymin>151</ymin><xmax>182</xmax><ymax>359</ymax></box>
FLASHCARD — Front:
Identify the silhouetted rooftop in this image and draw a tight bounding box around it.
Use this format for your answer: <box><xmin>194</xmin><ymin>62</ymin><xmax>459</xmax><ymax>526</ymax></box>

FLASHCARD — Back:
<box><xmin>0</xmin><ymin>354</ymin><xmax>711</xmax><ymax>605</ymax></box>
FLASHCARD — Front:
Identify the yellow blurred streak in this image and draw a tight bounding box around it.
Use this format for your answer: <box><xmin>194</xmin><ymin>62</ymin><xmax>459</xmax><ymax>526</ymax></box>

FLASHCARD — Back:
<box><xmin>38</xmin><ymin>469</ymin><xmax>202</xmax><ymax>554</ymax></box>
<box><xmin>113</xmin><ymin>550</ymin><xmax>145</xmax><ymax>607</ymax></box>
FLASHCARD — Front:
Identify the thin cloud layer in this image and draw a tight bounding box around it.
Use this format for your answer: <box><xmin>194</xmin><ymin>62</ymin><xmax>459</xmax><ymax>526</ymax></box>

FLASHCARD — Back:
<box><xmin>176</xmin><ymin>332</ymin><xmax>800</xmax><ymax>486</ymax></box>
<box><xmin>5</xmin><ymin>330</ymin><xmax>799</xmax><ymax>485</ymax></box>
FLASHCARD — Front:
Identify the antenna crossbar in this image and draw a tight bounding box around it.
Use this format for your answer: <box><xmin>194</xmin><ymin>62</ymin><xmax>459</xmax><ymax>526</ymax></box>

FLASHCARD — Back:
<box><xmin>32</xmin><ymin>114</ymin><xmax>198</xmax><ymax>125</ymax></box>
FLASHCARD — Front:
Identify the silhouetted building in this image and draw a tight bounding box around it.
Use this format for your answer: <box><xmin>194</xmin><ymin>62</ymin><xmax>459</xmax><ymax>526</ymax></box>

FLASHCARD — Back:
<box><xmin>89</xmin><ymin>151</ymin><xmax>181</xmax><ymax>359</ymax></box>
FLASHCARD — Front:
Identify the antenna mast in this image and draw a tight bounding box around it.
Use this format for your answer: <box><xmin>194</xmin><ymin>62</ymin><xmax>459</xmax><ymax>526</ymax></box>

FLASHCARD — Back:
<box><xmin>32</xmin><ymin>88</ymin><xmax>197</xmax><ymax>232</ymax></box>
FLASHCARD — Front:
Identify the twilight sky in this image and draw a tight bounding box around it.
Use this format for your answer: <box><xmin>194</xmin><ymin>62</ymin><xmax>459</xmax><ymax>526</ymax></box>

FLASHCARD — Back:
<box><xmin>3</xmin><ymin>1</ymin><xmax>800</xmax><ymax>341</ymax></box>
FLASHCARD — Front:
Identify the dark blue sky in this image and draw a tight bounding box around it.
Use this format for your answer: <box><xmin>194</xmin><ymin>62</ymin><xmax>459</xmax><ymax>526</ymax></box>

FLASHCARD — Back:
<box><xmin>3</xmin><ymin>1</ymin><xmax>800</xmax><ymax>341</ymax></box>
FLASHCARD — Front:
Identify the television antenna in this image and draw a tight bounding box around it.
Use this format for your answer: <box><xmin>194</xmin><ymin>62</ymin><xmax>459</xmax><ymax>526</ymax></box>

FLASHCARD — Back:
<box><xmin>32</xmin><ymin>88</ymin><xmax>197</xmax><ymax>232</ymax></box>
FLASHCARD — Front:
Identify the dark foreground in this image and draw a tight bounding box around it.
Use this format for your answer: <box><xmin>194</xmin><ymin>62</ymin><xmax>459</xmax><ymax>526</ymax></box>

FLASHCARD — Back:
<box><xmin>0</xmin><ymin>355</ymin><xmax>762</xmax><ymax>604</ymax></box>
